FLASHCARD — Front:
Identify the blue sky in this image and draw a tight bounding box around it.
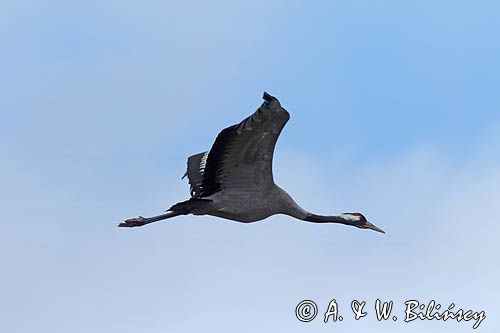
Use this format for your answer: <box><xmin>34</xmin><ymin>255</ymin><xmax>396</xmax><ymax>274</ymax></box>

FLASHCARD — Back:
<box><xmin>1</xmin><ymin>1</ymin><xmax>499</xmax><ymax>332</ymax></box>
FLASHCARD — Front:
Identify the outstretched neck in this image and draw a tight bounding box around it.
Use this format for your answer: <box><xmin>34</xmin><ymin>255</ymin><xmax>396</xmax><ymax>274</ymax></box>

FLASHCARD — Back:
<box><xmin>276</xmin><ymin>187</ymin><xmax>360</xmax><ymax>228</ymax></box>
<box><xmin>303</xmin><ymin>213</ymin><xmax>355</xmax><ymax>226</ymax></box>
<box><xmin>277</xmin><ymin>188</ymin><xmax>384</xmax><ymax>233</ymax></box>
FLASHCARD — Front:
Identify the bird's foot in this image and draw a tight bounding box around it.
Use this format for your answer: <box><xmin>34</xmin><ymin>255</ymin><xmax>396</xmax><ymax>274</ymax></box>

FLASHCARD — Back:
<box><xmin>118</xmin><ymin>216</ymin><xmax>147</xmax><ymax>228</ymax></box>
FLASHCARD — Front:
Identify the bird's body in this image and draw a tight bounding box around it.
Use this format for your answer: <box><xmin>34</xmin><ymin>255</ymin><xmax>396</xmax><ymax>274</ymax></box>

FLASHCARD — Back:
<box><xmin>191</xmin><ymin>185</ymin><xmax>303</xmax><ymax>222</ymax></box>
<box><xmin>120</xmin><ymin>92</ymin><xmax>384</xmax><ymax>233</ymax></box>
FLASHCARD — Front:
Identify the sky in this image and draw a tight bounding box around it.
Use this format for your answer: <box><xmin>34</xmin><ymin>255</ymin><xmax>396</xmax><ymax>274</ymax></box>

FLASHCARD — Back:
<box><xmin>1</xmin><ymin>0</ymin><xmax>499</xmax><ymax>332</ymax></box>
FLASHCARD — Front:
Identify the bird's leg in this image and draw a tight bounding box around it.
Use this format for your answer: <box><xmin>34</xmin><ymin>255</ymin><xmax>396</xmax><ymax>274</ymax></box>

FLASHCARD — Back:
<box><xmin>118</xmin><ymin>211</ymin><xmax>185</xmax><ymax>228</ymax></box>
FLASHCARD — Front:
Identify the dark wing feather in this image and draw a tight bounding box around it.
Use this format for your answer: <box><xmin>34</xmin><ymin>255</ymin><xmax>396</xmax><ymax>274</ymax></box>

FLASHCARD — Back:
<box><xmin>196</xmin><ymin>92</ymin><xmax>290</xmax><ymax>197</ymax></box>
<box><xmin>182</xmin><ymin>151</ymin><xmax>209</xmax><ymax>197</ymax></box>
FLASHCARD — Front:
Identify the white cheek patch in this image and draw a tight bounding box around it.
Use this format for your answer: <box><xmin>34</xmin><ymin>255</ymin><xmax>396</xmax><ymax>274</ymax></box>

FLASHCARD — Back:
<box><xmin>341</xmin><ymin>214</ymin><xmax>360</xmax><ymax>222</ymax></box>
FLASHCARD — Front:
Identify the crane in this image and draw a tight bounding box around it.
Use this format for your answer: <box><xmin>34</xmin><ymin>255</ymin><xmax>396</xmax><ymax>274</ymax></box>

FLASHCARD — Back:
<box><xmin>119</xmin><ymin>92</ymin><xmax>384</xmax><ymax>233</ymax></box>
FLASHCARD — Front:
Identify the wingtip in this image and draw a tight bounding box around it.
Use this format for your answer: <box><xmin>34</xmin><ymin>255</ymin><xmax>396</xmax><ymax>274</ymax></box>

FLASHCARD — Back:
<box><xmin>263</xmin><ymin>91</ymin><xmax>274</xmax><ymax>102</ymax></box>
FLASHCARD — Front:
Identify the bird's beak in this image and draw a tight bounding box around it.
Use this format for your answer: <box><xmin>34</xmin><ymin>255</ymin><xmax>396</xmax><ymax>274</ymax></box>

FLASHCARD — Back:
<box><xmin>364</xmin><ymin>221</ymin><xmax>385</xmax><ymax>233</ymax></box>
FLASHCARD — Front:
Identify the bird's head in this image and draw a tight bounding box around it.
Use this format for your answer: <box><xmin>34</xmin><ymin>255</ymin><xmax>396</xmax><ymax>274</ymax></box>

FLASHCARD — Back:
<box><xmin>342</xmin><ymin>212</ymin><xmax>385</xmax><ymax>233</ymax></box>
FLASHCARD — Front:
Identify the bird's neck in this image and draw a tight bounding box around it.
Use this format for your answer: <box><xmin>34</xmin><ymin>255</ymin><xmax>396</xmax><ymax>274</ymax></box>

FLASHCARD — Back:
<box><xmin>276</xmin><ymin>187</ymin><xmax>357</xmax><ymax>227</ymax></box>
<box><xmin>276</xmin><ymin>187</ymin><xmax>310</xmax><ymax>218</ymax></box>
<box><xmin>302</xmin><ymin>213</ymin><xmax>355</xmax><ymax>226</ymax></box>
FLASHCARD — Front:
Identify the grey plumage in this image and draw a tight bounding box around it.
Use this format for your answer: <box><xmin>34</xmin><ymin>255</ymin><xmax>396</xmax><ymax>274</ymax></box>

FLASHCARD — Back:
<box><xmin>120</xmin><ymin>92</ymin><xmax>384</xmax><ymax>233</ymax></box>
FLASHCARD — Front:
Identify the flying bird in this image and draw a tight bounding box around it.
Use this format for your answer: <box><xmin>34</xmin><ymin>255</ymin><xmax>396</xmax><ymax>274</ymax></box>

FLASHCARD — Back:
<box><xmin>120</xmin><ymin>92</ymin><xmax>384</xmax><ymax>233</ymax></box>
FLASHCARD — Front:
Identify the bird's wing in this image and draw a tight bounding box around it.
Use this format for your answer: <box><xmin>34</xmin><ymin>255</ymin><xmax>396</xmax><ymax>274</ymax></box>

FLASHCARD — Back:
<box><xmin>182</xmin><ymin>151</ymin><xmax>209</xmax><ymax>197</ymax></box>
<box><xmin>195</xmin><ymin>92</ymin><xmax>290</xmax><ymax>198</ymax></box>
